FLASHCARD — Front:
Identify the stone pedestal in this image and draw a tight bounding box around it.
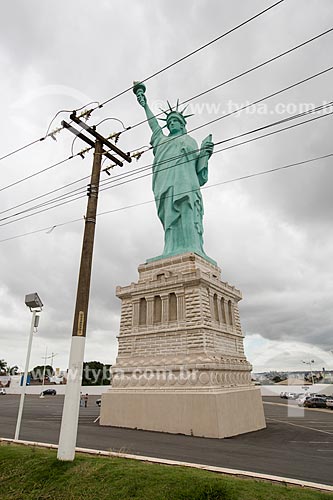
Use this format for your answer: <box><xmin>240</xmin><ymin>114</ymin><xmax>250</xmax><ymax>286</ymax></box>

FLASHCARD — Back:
<box><xmin>100</xmin><ymin>253</ymin><xmax>266</xmax><ymax>437</ymax></box>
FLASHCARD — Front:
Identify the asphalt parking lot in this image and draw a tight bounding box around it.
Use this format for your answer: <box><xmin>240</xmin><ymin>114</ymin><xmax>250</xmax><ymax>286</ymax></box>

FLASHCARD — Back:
<box><xmin>0</xmin><ymin>395</ymin><xmax>332</xmax><ymax>486</ymax></box>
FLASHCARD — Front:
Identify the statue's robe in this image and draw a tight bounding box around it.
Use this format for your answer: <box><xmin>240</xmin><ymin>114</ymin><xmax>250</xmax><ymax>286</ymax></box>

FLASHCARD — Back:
<box><xmin>150</xmin><ymin>127</ymin><xmax>208</xmax><ymax>257</ymax></box>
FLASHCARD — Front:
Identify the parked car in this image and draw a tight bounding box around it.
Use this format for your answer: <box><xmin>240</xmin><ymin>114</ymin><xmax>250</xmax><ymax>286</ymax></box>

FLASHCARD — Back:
<box><xmin>297</xmin><ymin>395</ymin><xmax>310</xmax><ymax>406</ymax></box>
<box><xmin>303</xmin><ymin>397</ymin><xmax>327</xmax><ymax>409</ymax></box>
<box><xmin>280</xmin><ymin>392</ymin><xmax>291</xmax><ymax>399</ymax></box>
<box><xmin>0</xmin><ymin>388</ymin><xmax>6</xmax><ymax>395</ymax></box>
<box><xmin>41</xmin><ymin>388</ymin><xmax>56</xmax><ymax>396</ymax></box>
<box><xmin>287</xmin><ymin>392</ymin><xmax>303</xmax><ymax>400</ymax></box>
<box><xmin>96</xmin><ymin>398</ymin><xmax>101</xmax><ymax>407</ymax></box>
<box><xmin>281</xmin><ymin>392</ymin><xmax>301</xmax><ymax>400</ymax></box>
<box><xmin>325</xmin><ymin>398</ymin><xmax>333</xmax><ymax>410</ymax></box>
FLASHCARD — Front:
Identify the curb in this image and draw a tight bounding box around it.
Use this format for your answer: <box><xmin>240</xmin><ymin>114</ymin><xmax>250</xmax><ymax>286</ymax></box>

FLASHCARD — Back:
<box><xmin>1</xmin><ymin>437</ymin><xmax>333</xmax><ymax>492</ymax></box>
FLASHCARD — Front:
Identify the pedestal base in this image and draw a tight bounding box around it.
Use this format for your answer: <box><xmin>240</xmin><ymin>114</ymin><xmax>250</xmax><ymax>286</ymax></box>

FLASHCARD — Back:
<box><xmin>100</xmin><ymin>387</ymin><xmax>265</xmax><ymax>438</ymax></box>
<box><xmin>101</xmin><ymin>253</ymin><xmax>266</xmax><ymax>438</ymax></box>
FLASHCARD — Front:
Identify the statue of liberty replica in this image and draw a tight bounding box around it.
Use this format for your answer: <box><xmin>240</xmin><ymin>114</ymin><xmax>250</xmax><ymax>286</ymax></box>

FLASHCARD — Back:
<box><xmin>134</xmin><ymin>81</ymin><xmax>214</xmax><ymax>263</ymax></box>
<box><xmin>100</xmin><ymin>83</ymin><xmax>266</xmax><ymax>439</ymax></box>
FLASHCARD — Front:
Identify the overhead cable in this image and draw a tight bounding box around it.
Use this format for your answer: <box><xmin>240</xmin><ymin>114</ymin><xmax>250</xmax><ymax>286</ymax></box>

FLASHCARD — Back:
<box><xmin>0</xmin><ymin>151</ymin><xmax>331</xmax><ymax>244</ymax></box>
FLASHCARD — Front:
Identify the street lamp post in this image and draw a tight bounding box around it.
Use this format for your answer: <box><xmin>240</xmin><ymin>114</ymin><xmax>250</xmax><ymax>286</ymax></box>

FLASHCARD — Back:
<box><xmin>14</xmin><ymin>293</ymin><xmax>43</xmax><ymax>440</ymax></box>
<box><xmin>302</xmin><ymin>359</ymin><xmax>315</xmax><ymax>385</ymax></box>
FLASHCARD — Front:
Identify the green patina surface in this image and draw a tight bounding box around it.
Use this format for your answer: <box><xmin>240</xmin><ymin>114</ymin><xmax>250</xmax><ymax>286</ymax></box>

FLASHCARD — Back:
<box><xmin>133</xmin><ymin>82</ymin><xmax>216</xmax><ymax>265</ymax></box>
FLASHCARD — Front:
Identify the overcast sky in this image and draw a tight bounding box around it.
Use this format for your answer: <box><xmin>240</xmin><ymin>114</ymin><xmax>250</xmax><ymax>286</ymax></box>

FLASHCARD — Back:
<box><xmin>0</xmin><ymin>0</ymin><xmax>332</xmax><ymax>374</ymax></box>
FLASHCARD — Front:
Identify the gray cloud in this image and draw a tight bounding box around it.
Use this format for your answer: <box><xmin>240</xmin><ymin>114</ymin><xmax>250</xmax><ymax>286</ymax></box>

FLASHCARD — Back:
<box><xmin>0</xmin><ymin>0</ymin><xmax>333</xmax><ymax>371</ymax></box>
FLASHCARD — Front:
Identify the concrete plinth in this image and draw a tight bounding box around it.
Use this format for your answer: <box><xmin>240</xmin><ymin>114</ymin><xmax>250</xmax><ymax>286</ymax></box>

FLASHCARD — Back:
<box><xmin>100</xmin><ymin>387</ymin><xmax>265</xmax><ymax>438</ymax></box>
<box><xmin>101</xmin><ymin>252</ymin><xmax>266</xmax><ymax>437</ymax></box>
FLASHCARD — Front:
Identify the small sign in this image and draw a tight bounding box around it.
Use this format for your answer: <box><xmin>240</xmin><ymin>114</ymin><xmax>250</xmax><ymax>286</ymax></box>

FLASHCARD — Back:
<box><xmin>77</xmin><ymin>311</ymin><xmax>85</xmax><ymax>336</ymax></box>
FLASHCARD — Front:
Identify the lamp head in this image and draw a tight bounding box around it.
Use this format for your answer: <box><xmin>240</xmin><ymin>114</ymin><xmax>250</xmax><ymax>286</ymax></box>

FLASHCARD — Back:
<box><xmin>25</xmin><ymin>293</ymin><xmax>43</xmax><ymax>311</ymax></box>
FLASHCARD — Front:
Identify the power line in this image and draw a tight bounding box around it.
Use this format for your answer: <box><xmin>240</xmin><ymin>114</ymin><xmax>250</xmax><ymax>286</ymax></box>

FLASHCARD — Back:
<box><xmin>0</xmin><ymin>0</ymin><xmax>285</xmax><ymax>166</ymax></box>
<box><xmin>0</xmin><ymin>151</ymin><xmax>331</xmax><ymax>244</ymax></box>
<box><xmin>215</xmin><ymin>102</ymin><xmax>332</xmax><ymax>145</ymax></box>
<box><xmin>78</xmin><ymin>24</ymin><xmax>333</xmax><ymax>154</ymax></box>
<box><xmin>97</xmin><ymin>1</ymin><xmax>286</xmax><ymax>109</ymax></box>
<box><xmin>125</xmin><ymin>29</ymin><xmax>333</xmax><ymax>144</ymax></box>
<box><xmin>0</xmin><ymin>107</ymin><xmax>94</xmax><ymax>164</ymax></box>
<box><xmin>214</xmin><ymin>108</ymin><xmax>333</xmax><ymax>151</ymax></box>
<box><xmin>0</xmin><ymin>185</ymin><xmax>87</xmax><ymax>223</ymax></box>
<box><xmin>187</xmin><ymin>67</ymin><xmax>333</xmax><ymax>137</ymax></box>
<box><xmin>44</xmin><ymin>103</ymin><xmax>100</xmax><ymax>138</ymax></box>
<box><xmin>1</xmin><ymin>24</ymin><xmax>331</xmax><ymax>198</ymax></box>
<box><xmin>0</xmin><ymin>194</ymin><xmax>86</xmax><ymax>228</ymax></box>
<box><xmin>0</xmin><ymin>217</ymin><xmax>83</xmax><ymax>243</ymax></box>
<box><xmin>0</xmin><ymin>135</ymin><xmax>122</xmax><ymax>194</ymax></box>
<box><xmin>1</xmin><ymin>100</ymin><xmax>329</xmax><ymax>222</ymax></box>
<box><xmin>0</xmin><ymin>137</ymin><xmax>45</xmax><ymax>163</ymax></box>
<box><xmin>70</xmin><ymin>24</ymin><xmax>333</xmax><ymax>155</ymax></box>
<box><xmin>98</xmin><ymin>153</ymin><xmax>333</xmax><ymax>215</ymax></box>
<box><xmin>2</xmin><ymin>61</ymin><xmax>331</xmax><ymax>215</ymax></box>
<box><xmin>131</xmin><ymin>67</ymin><xmax>333</xmax><ymax>156</ymax></box>
<box><xmin>98</xmin><ymin>110</ymin><xmax>333</xmax><ymax>193</ymax></box>
<box><xmin>1</xmin><ymin>105</ymin><xmax>332</xmax><ymax>227</ymax></box>
<box><xmin>70</xmin><ymin>117</ymin><xmax>130</xmax><ymax>157</ymax></box>
<box><xmin>0</xmin><ymin>174</ymin><xmax>89</xmax><ymax>216</ymax></box>
<box><xmin>0</xmin><ymin>155</ymin><xmax>78</xmax><ymax>193</ymax></box>
<box><xmin>97</xmin><ymin>103</ymin><xmax>333</xmax><ymax>191</ymax></box>
<box><xmin>26</xmin><ymin>16</ymin><xmax>333</xmax><ymax>168</ymax></box>
<box><xmin>96</xmin><ymin>65</ymin><xmax>333</xmax><ymax>186</ymax></box>
<box><xmin>2</xmin><ymin>100</ymin><xmax>332</xmax><ymax>224</ymax></box>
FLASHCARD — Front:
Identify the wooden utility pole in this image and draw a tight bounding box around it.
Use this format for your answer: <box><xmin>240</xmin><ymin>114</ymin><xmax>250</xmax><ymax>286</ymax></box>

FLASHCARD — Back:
<box><xmin>57</xmin><ymin>117</ymin><xmax>131</xmax><ymax>461</ymax></box>
<box><xmin>72</xmin><ymin>139</ymin><xmax>102</xmax><ymax>340</ymax></box>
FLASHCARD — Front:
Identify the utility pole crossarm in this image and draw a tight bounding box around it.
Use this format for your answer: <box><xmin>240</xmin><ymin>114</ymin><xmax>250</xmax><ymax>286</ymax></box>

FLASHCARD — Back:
<box><xmin>70</xmin><ymin>113</ymin><xmax>132</xmax><ymax>163</ymax></box>
<box><xmin>61</xmin><ymin>121</ymin><xmax>123</xmax><ymax>166</ymax></box>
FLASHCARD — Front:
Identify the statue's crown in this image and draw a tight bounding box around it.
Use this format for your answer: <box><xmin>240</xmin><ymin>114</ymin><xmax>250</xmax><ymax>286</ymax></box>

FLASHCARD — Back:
<box><xmin>158</xmin><ymin>100</ymin><xmax>193</xmax><ymax>128</ymax></box>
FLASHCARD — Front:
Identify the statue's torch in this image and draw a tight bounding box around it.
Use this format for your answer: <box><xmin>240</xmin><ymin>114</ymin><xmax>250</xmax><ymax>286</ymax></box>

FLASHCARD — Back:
<box><xmin>133</xmin><ymin>81</ymin><xmax>147</xmax><ymax>107</ymax></box>
<box><xmin>132</xmin><ymin>81</ymin><xmax>146</xmax><ymax>96</ymax></box>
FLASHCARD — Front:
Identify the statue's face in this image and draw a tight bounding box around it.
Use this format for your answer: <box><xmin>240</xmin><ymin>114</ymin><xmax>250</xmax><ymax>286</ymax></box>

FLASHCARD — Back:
<box><xmin>167</xmin><ymin>117</ymin><xmax>183</xmax><ymax>134</ymax></box>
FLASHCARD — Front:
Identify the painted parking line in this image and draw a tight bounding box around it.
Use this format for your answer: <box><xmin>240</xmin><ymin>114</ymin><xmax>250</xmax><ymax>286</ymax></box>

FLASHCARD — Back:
<box><xmin>35</xmin><ymin>417</ymin><xmax>97</xmax><ymax>423</ymax></box>
<box><xmin>290</xmin><ymin>441</ymin><xmax>333</xmax><ymax>443</ymax></box>
<box><xmin>264</xmin><ymin>402</ymin><xmax>296</xmax><ymax>407</ymax></box>
<box><xmin>295</xmin><ymin>420</ymin><xmax>333</xmax><ymax>423</ymax></box>
<box><xmin>271</xmin><ymin>420</ymin><xmax>333</xmax><ymax>428</ymax></box>
<box><xmin>290</xmin><ymin>424</ymin><xmax>333</xmax><ymax>428</ymax></box>
<box><xmin>267</xmin><ymin>418</ymin><xmax>333</xmax><ymax>435</ymax></box>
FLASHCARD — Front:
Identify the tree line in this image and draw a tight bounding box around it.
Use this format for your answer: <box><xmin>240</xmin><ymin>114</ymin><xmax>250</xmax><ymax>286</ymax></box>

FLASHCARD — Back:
<box><xmin>0</xmin><ymin>359</ymin><xmax>112</xmax><ymax>385</ymax></box>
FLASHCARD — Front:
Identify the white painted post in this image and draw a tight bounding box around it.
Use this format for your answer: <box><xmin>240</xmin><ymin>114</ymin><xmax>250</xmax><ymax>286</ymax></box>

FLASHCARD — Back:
<box><xmin>57</xmin><ymin>336</ymin><xmax>86</xmax><ymax>461</ymax></box>
<box><xmin>14</xmin><ymin>310</ymin><xmax>36</xmax><ymax>440</ymax></box>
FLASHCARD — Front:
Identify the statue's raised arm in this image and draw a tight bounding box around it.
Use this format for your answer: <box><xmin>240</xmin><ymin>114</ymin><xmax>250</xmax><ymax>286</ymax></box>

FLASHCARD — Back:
<box><xmin>133</xmin><ymin>81</ymin><xmax>161</xmax><ymax>135</ymax></box>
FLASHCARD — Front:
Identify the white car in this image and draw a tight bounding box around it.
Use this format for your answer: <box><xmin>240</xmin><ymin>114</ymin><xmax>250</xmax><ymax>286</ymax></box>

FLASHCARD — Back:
<box><xmin>296</xmin><ymin>395</ymin><xmax>311</xmax><ymax>406</ymax></box>
<box><xmin>284</xmin><ymin>392</ymin><xmax>300</xmax><ymax>400</ymax></box>
<box><xmin>0</xmin><ymin>388</ymin><xmax>6</xmax><ymax>395</ymax></box>
<box><xmin>285</xmin><ymin>392</ymin><xmax>301</xmax><ymax>400</ymax></box>
<box><xmin>326</xmin><ymin>398</ymin><xmax>333</xmax><ymax>410</ymax></box>
<box><xmin>280</xmin><ymin>392</ymin><xmax>295</xmax><ymax>399</ymax></box>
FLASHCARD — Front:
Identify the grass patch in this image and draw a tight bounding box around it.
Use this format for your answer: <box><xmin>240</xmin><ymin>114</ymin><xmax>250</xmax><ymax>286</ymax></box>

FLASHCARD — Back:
<box><xmin>0</xmin><ymin>442</ymin><xmax>331</xmax><ymax>500</ymax></box>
